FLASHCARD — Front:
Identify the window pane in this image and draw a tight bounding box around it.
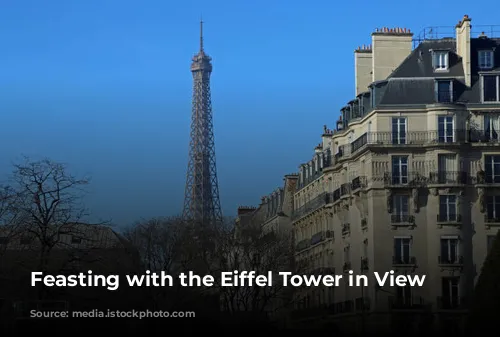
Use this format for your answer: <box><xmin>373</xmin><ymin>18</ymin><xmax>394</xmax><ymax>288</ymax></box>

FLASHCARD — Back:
<box><xmin>484</xmin><ymin>76</ymin><xmax>497</xmax><ymax>101</ymax></box>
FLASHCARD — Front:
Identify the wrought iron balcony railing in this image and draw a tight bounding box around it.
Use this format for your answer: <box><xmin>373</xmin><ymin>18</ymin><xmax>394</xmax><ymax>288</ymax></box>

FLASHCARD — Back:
<box><xmin>391</xmin><ymin>214</ymin><xmax>415</xmax><ymax>224</ymax></box>
<box><xmin>428</xmin><ymin>171</ymin><xmax>469</xmax><ymax>184</ymax></box>
<box><xmin>292</xmin><ymin>192</ymin><xmax>328</xmax><ymax>221</ymax></box>
<box><xmin>295</xmin><ymin>239</ymin><xmax>310</xmax><ymax>252</ymax></box>
<box><xmin>437</xmin><ymin>213</ymin><xmax>462</xmax><ymax>223</ymax></box>
<box><xmin>438</xmin><ymin>255</ymin><xmax>464</xmax><ymax>265</ymax></box>
<box><xmin>392</xmin><ymin>256</ymin><xmax>417</xmax><ymax>265</ymax></box>
<box><xmin>310</xmin><ymin>231</ymin><xmax>325</xmax><ymax>246</ymax></box>
<box><xmin>484</xmin><ymin>215</ymin><xmax>500</xmax><ymax>223</ymax></box>
<box><xmin>340</xmin><ymin>183</ymin><xmax>350</xmax><ymax>196</ymax></box>
<box><xmin>343</xmin><ymin>262</ymin><xmax>352</xmax><ymax>272</ymax></box>
<box><xmin>351</xmin><ymin>176</ymin><xmax>367</xmax><ymax>190</ymax></box>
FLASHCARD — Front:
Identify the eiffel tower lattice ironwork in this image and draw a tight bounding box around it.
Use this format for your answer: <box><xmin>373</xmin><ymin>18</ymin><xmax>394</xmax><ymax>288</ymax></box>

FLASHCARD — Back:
<box><xmin>182</xmin><ymin>20</ymin><xmax>223</xmax><ymax>226</ymax></box>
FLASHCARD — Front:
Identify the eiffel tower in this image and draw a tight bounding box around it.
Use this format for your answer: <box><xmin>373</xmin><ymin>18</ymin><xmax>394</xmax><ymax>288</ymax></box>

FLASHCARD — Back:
<box><xmin>182</xmin><ymin>21</ymin><xmax>223</xmax><ymax>226</ymax></box>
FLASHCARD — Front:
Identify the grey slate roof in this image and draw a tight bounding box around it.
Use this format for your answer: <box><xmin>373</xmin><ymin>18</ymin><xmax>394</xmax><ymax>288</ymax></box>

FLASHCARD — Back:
<box><xmin>341</xmin><ymin>36</ymin><xmax>500</xmax><ymax>112</ymax></box>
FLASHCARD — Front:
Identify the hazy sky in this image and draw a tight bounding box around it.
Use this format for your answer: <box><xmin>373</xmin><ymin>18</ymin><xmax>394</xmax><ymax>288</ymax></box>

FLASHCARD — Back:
<box><xmin>0</xmin><ymin>1</ymin><xmax>497</xmax><ymax>226</ymax></box>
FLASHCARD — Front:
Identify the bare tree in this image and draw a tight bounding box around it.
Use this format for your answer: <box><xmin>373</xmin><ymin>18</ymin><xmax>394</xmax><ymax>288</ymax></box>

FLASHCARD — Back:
<box><xmin>217</xmin><ymin>224</ymin><xmax>302</xmax><ymax>320</ymax></box>
<box><xmin>0</xmin><ymin>157</ymin><xmax>100</xmax><ymax>299</ymax></box>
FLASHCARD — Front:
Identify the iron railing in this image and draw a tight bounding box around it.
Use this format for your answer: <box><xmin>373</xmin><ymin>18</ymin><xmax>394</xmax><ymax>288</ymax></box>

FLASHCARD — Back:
<box><xmin>392</xmin><ymin>256</ymin><xmax>417</xmax><ymax>265</ymax></box>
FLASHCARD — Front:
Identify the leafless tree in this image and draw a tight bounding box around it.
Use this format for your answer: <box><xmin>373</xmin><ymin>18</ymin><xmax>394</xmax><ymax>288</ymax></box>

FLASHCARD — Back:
<box><xmin>0</xmin><ymin>157</ymin><xmax>104</xmax><ymax>300</ymax></box>
<box><xmin>217</xmin><ymin>224</ymin><xmax>301</xmax><ymax>318</ymax></box>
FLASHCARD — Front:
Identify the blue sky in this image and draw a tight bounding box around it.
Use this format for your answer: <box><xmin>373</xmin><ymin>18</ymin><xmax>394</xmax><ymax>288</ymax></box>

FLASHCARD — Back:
<box><xmin>0</xmin><ymin>1</ymin><xmax>497</xmax><ymax>226</ymax></box>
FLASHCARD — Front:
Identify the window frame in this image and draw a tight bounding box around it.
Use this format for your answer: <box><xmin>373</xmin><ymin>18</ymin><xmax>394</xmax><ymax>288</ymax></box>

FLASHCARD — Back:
<box><xmin>478</xmin><ymin>50</ymin><xmax>495</xmax><ymax>70</ymax></box>
<box><xmin>435</xmin><ymin>79</ymin><xmax>454</xmax><ymax>103</ymax></box>
<box><xmin>391</xmin><ymin>117</ymin><xmax>407</xmax><ymax>144</ymax></box>
<box><xmin>433</xmin><ymin>51</ymin><xmax>449</xmax><ymax>71</ymax></box>
<box><xmin>481</xmin><ymin>74</ymin><xmax>500</xmax><ymax>103</ymax></box>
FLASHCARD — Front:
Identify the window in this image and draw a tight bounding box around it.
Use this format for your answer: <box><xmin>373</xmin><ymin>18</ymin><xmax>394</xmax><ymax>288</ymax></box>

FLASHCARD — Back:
<box><xmin>433</xmin><ymin>51</ymin><xmax>449</xmax><ymax>71</ymax></box>
<box><xmin>71</xmin><ymin>236</ymin><xmax>82</xmax><ymax>244</ymax></box>
<box><xmin>437</xmin><ymin>154</ymin><xmax>457</xmax><ymax>183</ymax></box>
<box><xmin>393</xmin><ymin>237</ymin><xmax>411</xmax><ymax>264</ymax></box>
<box><xmin>392</xmin><ymin>195</ymin><xmax>409</xmax><ymax>223</ymax></box>
<box><xmin>486</xmin><ymin>196</ymin><xmax>500</xmax><ymax>221</ymax></box>
<box><xmin>435</xmin><ymin>80</ymin><xmax>453</xmax><ymax>103</ymax></box>
<box><xmin>484</xmin><ymin>114</ymin><xmax>500</xmax><ymax>141</ymax></box>
<box><xmin>478</xmin><ymin>50</ymin><xmax>494</xmax><ymax>69</ymax></box>
<box><xmin>485</xmin><ymin>155</ymin><xmax>500</xmax><ymax>183</ymax></box>
<box><xmin>441</xmin><ymin>277</ymin><xmax>460</xmax><ymax>308</ymax></box>
<box><xmin>487</xmin><ymin>235</ymin><xmax>496</xmax><ymax>253</ymax></box>
<box><xmin>392</xmin><ymin>117</ymin><xmax>407</xmax><ymax>144</ymax></box>
<box><xmin>438</xmin><ymin>116</ymin><xmax>454</xmax><ymax>143</ymax></box>
<box><xmin>392</xmin><ymin>156</ymin><xmax>408</xmax><ymax>184</ymax></box>
<box><xmin>482</xmin><ymin>75</ymin><xmax>500</xmax><ymax>102</ymax></box>
<box><xmin>438</xmin><ymin>195</ymin><xmax>457</xmax><ymax>222</ymax></box>
<box><xmin>440</xmin><ymin>236</ymin><xmax>460</xmax><ymax>264</ymax></box>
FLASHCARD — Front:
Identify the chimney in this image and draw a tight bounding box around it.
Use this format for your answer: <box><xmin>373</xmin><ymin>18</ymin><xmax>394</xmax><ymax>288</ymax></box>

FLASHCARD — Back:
<box><xmin>456</xmin><ymin>15</ymin><xmax>472</xmax><ymax>87</ymax></box>
<box><xmin>354</xmin><ymin>44</ymin><xmax>373</xmax><ymax>96</ymax></box>
<box><xmin>371</xmin><ymin>27</ymin><xmax>413</xmax><ymax>82</ymax></box>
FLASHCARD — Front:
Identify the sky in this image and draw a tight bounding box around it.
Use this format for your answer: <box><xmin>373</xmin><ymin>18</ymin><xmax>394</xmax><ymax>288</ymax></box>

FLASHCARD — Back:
<box><xmin>0</xmin><ymin>0</ymin><xmax>498</xmax><ymax>226</ymax></box>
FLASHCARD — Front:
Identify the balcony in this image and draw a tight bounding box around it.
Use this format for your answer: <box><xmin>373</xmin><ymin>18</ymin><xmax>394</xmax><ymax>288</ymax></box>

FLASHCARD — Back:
<box><xmin>437</xmin><ymin>296</ymin><xmax>467</xmax><ymax>310</ymax></box>
<box><xmin>388</xmin><ymin>296</ymin><xmax>426</xmax><ymax>310</ymax></box>
<box><xmin>357</xmin><ymin>130</ymin><xmax>468</xmax><ymax>147</ymax></box>
<box><xmin>469</xmin><ymin>129</ymin><xmax>500</xmax><ymax>143</ymax></box>
<box><xmin>333</xmin><ymin>188</ymin><xmax>341</xmax><ymax>202</ymax></box>
<box><xmin>437</xmin><ymin>213</ymin><xmax>462</xmax><ymax>224</ymax></box>
<box><xmin>343</xmin><ymin>262</ymin><xmax>352</xmax><ymax>273</ymax></box>
<box><xmin>310</xmin><ymin>231</ymin><xmax>325</xmax><ymax>246</ymax></box>
<box><xmin>392</xmin><ymin>256</ymin><xmax>417</xmax><ymax>266</ymax></box>
<box><xmin>428</xmin><ymin>171</ymin><xmax>469</xmax><ymax>185</ymax></box>
<box><xmin>351</xmin><ymin>176</ymin><xmax>367</xmax><ymax>191</ymax></box>
<box><xmin>341</xmin><ymin>223</ymin><xmax>350</xmax><ymax>236</ymax></box>
<box><xmin>484</xmin><ymin>215</ymin><xmax>500</xmax><ymax>224</ymax></box>
<box><xmin>291</xmin><ymin>192</ymin><xmax>328</xmax><ymax>221</ymax></box>
<box><xmin>438</xmin><ymin>255</ymin><xmax>464</xmax><ymax>266</ymax></box>
<box><xmin>383</xmin><ymin>172</ymin><xmax>427</xmax><ymax>188</ymax></box>
<box><xmin>340</xmin><ymin>183</ymin><xmax>350</xmax><ymax>196</ymax></box>
<box><xmin>295</xmin><ymin>239</ymin><xmax>310</xmax><ymax>253</ymax></box>
<box><xmin>391</xmin><ymin>214</ymin><xmax>415</xmax><ymax>224</ymax></box>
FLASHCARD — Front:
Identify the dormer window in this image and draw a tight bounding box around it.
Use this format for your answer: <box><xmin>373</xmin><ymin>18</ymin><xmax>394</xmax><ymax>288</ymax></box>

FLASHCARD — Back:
<box><xmin>435</xmin><ymin>80</ymin><xmax>453</xmax><ymax>103</ymax></box>
<box><xmin>433</xmin><ymin>51</ymin><xmax>449</xmax><ymax>71</ymax></box>
<box><xmin>479</xmin><ymin>50</ymin><xmax>494</xmax><ymax>69</ymax></box>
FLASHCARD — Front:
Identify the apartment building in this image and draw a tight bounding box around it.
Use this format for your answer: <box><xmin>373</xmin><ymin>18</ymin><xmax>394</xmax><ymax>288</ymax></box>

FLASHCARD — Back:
<box><xmin>291</xmin><ymin>15</ymin><xmax>500</xmax><ymax>334</ymax></box>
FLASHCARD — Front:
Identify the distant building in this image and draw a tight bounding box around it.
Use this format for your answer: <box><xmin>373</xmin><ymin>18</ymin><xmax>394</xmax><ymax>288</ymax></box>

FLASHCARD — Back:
<box><xmin>289</xmin><ymin>14</ymin><xmax>500</xmax><ymax>334</ymax></box>
<box><xmin>228</xmin><ymin>174</ymin><xmax>298</xmax><ymax>325</ymax></box>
